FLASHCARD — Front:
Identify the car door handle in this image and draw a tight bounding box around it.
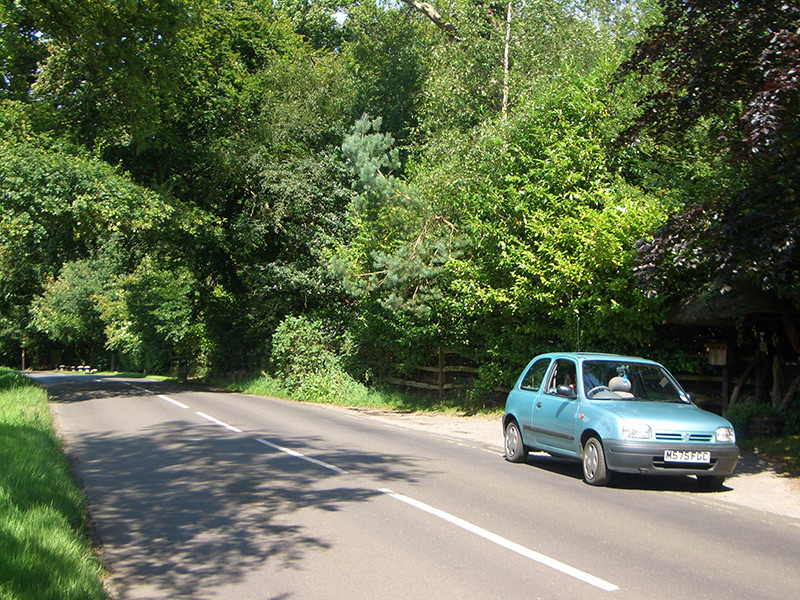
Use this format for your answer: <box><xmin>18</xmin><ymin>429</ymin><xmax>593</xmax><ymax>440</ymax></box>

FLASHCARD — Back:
<box><xmin>536</xmin><ymin>402</ymin><xmax>542</xmax><ymax>408</ymax></box>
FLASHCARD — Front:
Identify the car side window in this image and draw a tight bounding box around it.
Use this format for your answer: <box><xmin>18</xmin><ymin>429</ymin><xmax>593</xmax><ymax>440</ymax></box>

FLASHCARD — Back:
<box><xmin>520</xmin><ymin>359</ymin><xmax>550</xmax><ymax>391</ymax></box>
<box><xmin>545</xmin><ymin>359</ymin><xmax>578</xmax><ymax>394</ymax></box>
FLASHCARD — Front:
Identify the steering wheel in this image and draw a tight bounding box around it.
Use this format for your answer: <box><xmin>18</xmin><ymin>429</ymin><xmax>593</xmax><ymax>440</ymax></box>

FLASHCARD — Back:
<box><xmin>587</xmin><ymin>385</ymin><xmax>612</xmax><ymax>398</ymax></box>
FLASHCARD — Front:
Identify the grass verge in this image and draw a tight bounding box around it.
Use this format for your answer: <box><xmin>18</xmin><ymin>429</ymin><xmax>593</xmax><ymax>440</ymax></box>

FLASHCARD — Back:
<box><xmin>0</xmin><ymin>368</ymin><xmax>106</xmax><ymax>600</ymax></box>
<box><xmin>205</xmin><ymin>371</ymin><xmax>504</xmax><ymax>417</ymax></box>
<box><xmin>95</xmin><ymin>370</ymin><xmax>177</xmax><ymax>382</ymax></box>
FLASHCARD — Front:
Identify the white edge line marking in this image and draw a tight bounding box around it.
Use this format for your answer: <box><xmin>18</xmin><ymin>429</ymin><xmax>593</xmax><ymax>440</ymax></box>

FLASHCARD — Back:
<box><xmin>256</xmin><ymin>438</ymin><xmax>347</xmax><ymax>474</ymax></box>
<box><xmin>196</xmin><ymin>411</ymin><xmax>242</xmax><ymax>433</ymax></box>
<box><xmin>158</xmin><ymin>394</ymin><xmax>189</xmax><ymax>409</ymax></box>
<box><xmin>379</xmin><ymin>488</ymin><xmax>619</xmax><ymax>593</ymax></box>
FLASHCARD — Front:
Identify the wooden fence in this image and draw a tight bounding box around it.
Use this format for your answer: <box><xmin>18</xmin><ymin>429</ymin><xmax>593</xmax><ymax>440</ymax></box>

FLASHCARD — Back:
<box><xmin>382</xmin><ymin>350</ymin><xmax>507</xmax><ymax>400</ymax></box>
<box><xmin>380</xmin><ymin>350</ymin><xmax>765</xmax><ymax>406</ymax></box>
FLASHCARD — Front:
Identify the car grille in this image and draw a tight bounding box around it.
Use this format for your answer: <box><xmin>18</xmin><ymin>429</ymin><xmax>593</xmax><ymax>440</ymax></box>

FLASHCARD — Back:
<box><xmin>655</xmin><ymin>432</ymin><xmax>714</xmax><ymax>443</ymax></box>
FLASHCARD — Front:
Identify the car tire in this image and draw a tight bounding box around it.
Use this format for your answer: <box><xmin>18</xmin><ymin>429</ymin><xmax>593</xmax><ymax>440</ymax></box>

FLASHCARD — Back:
<box><xmin>504</xmin><ymin>420</ymin><xmax>528</xmax><ymax>463</ymax></box>
<box><xmin>582</xmin><ymin>437</ymin><xmax>610</xmax><ymax>486</ymax></box>
<box><xmin>696</xmin><ymin>475</ymin><xmax>726</xmax><ymax>491</ymax></box>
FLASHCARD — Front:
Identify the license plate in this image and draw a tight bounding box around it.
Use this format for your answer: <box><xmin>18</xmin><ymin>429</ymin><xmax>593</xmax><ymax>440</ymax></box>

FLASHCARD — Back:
<box><xmin>664</xmin><ymin>450</ymin><xmax>711</xmax><ymax>463</ymax></box>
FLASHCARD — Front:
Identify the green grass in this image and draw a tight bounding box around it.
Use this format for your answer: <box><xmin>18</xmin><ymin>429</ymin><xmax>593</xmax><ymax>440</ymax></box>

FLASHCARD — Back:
<box><xmin>208</xmin><ymin>372</ymin><xmax>292</xmax><ymax>399</ymax></box>
<box><xmin>0</xmin><ymin>368</ymin><xmax>107</xmax><ymax>600</ymax></box>
<box><xmin>95</xmin><ymin>370</ymin><xmax>177</xmax><ymax>382</ymax></box>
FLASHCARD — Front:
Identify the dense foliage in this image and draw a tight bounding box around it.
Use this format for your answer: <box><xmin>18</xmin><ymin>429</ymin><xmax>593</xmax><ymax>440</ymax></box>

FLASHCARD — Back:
<box><xmin>618</xmin><ymin>1</ymin><xmax>800</xmax><ymax>307</ymax></box>
<box><xmin>1</xmin><ymin>1</ymin><xmax>797</xmax><ymax>405</ymax></box>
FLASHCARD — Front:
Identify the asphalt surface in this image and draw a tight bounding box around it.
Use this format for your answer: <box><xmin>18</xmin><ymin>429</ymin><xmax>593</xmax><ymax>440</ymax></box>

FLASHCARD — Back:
<box><xmin>339</xmin><ymin>405</ymin><xmax>800</xmax><ymax>521</ymax></box>
<box><xmin>31</xmin><ymin>372</ymin><xmax>800</xmax><ymax>599</ymax></box>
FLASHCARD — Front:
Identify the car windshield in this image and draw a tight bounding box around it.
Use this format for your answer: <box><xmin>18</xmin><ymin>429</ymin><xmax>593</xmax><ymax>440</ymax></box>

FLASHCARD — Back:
<box><xmin>581</xmin><ymin>360</ymin><xmax>689</xmax><ymax>402</ymax></box>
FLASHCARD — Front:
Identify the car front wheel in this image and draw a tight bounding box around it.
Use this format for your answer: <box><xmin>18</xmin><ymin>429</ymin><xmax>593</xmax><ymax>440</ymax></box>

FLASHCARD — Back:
<box><xmin>504</xmin><ymin>420</ymin><xmax>528</xmax><ymax>463</ymax></box>
<box><xmin>582</xmin><ymin>437</ymin><xmax>610</xmax><ymax>486</ymax></box>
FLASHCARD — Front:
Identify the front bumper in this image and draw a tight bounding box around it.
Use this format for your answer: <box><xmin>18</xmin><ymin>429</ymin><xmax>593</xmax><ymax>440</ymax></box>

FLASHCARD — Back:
<box><xmin>604</xmin><ymin>440</ymin><xmax>739</xmax><ymax>476</ymax></box>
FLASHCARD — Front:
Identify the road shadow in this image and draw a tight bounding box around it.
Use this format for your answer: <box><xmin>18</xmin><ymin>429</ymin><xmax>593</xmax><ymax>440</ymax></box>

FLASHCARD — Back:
<box><xmin>522</xmin><ymin>452</ymin><xmax>737</xmax><ymax>493</ymax></box>
<box><xmin>30</xmin><ymin>372</ymin><xmax>240</xmax><ymax>405</ymax></box>
<box><xmin>28</xmin><ymin>372</ymin><xmax>148</xmax><ymax>403</ymax></box>
<box><xmin>730</xmin><ymin>449</ymin><xmax>798</xmax><ymax>479</ymax></box>
<box><xmin>33</xmin><ymin>374</ymin><xmax>434</xmax><ymax>599</ymax></box>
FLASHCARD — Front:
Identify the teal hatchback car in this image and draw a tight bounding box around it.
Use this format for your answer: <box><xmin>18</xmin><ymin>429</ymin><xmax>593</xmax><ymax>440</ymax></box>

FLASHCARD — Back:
<box><xmin>503</xmin><ymin>353</ymin><xmax>739</xmax><ymax>488</ymax></box>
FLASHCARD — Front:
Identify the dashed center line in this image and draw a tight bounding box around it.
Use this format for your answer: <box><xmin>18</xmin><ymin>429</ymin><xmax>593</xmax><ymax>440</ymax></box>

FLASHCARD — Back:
<box><xmin>255</xmin><ymin>438</ymin><xmax>347</xmax><ymax>474</ymax></box>
<box><xmin>158</xmin><ymin>394</ymin><xmax>188</xmax><ymax>409</ymax></box>
<box><xmin>130</xmin><ymin>382</ymin><xmax>618</xmax><ymax>592</ymax></box>
<box><xmin>196</xmin><ymin>411</ymin><xmax>242</xmax><ymax>433</ymax></box>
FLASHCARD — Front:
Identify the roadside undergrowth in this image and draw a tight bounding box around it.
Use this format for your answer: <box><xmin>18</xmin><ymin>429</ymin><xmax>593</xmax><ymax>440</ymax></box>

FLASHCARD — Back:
<box><xmin>206</xmin><ymin>370</ymin><xmax>503</xmax><ymax>417</ymax></box>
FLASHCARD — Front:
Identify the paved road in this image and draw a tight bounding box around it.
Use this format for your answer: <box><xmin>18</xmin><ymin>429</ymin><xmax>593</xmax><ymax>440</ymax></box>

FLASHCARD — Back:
<box><xmin>32</xmin><ymin>372</ymin><xmax>800</xmax><ymax>599</ymax></box>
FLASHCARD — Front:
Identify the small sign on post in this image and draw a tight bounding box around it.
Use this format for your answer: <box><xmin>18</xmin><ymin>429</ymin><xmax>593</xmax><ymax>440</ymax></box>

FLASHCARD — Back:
<box><xmin>707</xmin><ymin>343</ymin><xmax>728</xmax><ymax>366</ymax></box>
<box><xmin>707</xmin><ymin>343</ymin><xmax>730</xmax><ymax>415</ymax></box>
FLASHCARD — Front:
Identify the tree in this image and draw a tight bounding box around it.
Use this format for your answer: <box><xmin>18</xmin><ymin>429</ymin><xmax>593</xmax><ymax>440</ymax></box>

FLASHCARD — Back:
<box><xmin>0</xmin><ymin>103</ymin><xmax>178</xmax><ymax>365</ymax></box>
<box><xmin>17</xmin><ymin>0</ymin><xmax>194</xmax><ymax>151</ymax></box>
<box><xmin>339</xmin><ymin>1</ymin><xmax>437</xmax><ymax>145</ymax></box>
<box><xmin>29</xmin><ymin>259</ymin><xmax>114</xmax><ymax>365</ymax></box>
<box><xmin>95</xmin><ymin>257</ymin><xmax>207</xmax><ymax>374</ymax></box>
<box><xmin>417</xmin><ymin>0</ymin><xmax>659</xmax><ymax>134</ymax></box>
<box><xmin>335</xmin><ymin>115</ymin><xmax>461</xmax><ymax>367</ymax></box>
<box><xmin>274</xmin><ymin>0</ymin><xmax>350</xmax><ymax>49</ymax></box>
<box><xmin>398</xmin><ymin>0</ymin><xmax>459</xmax><ymax>39</ymax></box>
<box><xmin>616</xmin><ymin>1</ymin><xmax>800</xmax><ymax>310</ymax></box>
<box><xmin>337</xmin><ymin>65</ymin><xmax>672</xmax><ymax>389</ymax></box>
<box><xmin>409</xmin><ymin>70</ymin><xmax>671</xmax><ymax>383</ymax></box>
<box><xmin>213</xmin><ymin>149</ymin><xmax>357</xmax><ymax>371</ymax></box>
<box><xmin>2</xmin><ymin>0</ymin><xmax>674</xmax><ymax>388</ymax></box>
<box><xmin>611</xmin><ymin>1</ymin><xmax>800</xmax><ymax>413</ymax></box>
<box><xmin>0</xmin><ymin>0</ymin><xmax>48</xmax><ymax>100</ymax></box>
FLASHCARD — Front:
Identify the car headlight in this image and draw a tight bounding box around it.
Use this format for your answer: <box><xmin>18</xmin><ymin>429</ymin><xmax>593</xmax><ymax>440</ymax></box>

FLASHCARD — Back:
<box><xmin>621</xmin><ymin>422</ymin><xmax>653</xmax><ymax>440</ymax></box>
<box><xmin>716</xmin><ymin>427</ymin><xmax>736</xmax><ymax>444</ymax></box>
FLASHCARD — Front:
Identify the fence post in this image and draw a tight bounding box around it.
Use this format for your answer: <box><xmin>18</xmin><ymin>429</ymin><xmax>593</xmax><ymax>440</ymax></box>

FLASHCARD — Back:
<box><xmin>438</xmin><ymin>348</ymin><xmax>445</xmax><ymax>401</ymax></box>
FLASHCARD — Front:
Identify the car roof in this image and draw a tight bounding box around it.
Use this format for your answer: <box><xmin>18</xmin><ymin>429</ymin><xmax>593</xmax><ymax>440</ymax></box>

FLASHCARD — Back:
<box><xmin>531</xmin><ymin>352</ymin><xmax>658</xmax><ymax>364</ymax></box>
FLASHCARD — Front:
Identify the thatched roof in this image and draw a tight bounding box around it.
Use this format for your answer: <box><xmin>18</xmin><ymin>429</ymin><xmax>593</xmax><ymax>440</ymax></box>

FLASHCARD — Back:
<box><xmin>669</xmin><ymin>283</ymin><xmax>798</xmax><ymax>327</ymax></box>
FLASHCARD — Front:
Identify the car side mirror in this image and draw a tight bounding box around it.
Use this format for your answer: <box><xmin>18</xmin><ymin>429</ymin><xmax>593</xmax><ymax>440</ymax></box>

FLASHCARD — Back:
<box><xmin>556</xmin><ymin>385</ymin><xmax>577</xmax><ymax>399</ymax></box>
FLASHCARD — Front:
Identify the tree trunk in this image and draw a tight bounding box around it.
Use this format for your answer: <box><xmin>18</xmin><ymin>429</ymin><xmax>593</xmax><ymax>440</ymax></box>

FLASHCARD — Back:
<box><xmin>729</xmin><ymin>357</ymin><xmax>762</xmax><ymax>406</ymax></box>
<box><xmin>502</xmin><ymin>2</ymin><xmax>512</xmax><ymax>119</ymax></box>
<box><xmin>784</xmin><ymin>315</ymin><xmax>800</xmax><ymax>355</ymax></box>
<box><xmin>777</xmin><ymin>316</ymin><xmax>800</xmax><ymax>411</ymax></box>
<box><xmin>771</xmin><ymin>353</ymin><xmax>783</xmax><ymax>409</ymax></box>
<box><xmin>780</xmin><ymin>373</ymin><xmax>800</xmax><ymax>411</ymax></box>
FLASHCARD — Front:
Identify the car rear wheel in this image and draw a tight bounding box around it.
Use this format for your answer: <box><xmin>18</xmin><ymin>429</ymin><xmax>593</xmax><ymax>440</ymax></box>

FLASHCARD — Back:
<box><xmin>504</xmin><ymin>420</ymin><xmax>528</xmax><ymax>463</ymax></box>
<box><xmin>582</xmin><ymin>437</ymin><xmax>610</xmax><ymax>486</ymax></box>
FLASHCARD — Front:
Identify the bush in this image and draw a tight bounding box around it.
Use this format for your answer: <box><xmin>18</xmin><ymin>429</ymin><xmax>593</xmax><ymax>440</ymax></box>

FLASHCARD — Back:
<box><xmin>290</xmin><ymin>368</ymin><xmax>372</xmax><ymax>405</ymax></box>
<box><xmin>725</xmin><ymin>403</ymin><xmax>782</xmax><ymax>442</ymax></box>
<box><xmin>271</xmin><ymin>315</ymin><xmax>354</xmax><ymax>383</ymax></box>
<box><xmin>784</xmin><ymin>407</ymin><xmax>800</xmax><ymax>436</ymax></box>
